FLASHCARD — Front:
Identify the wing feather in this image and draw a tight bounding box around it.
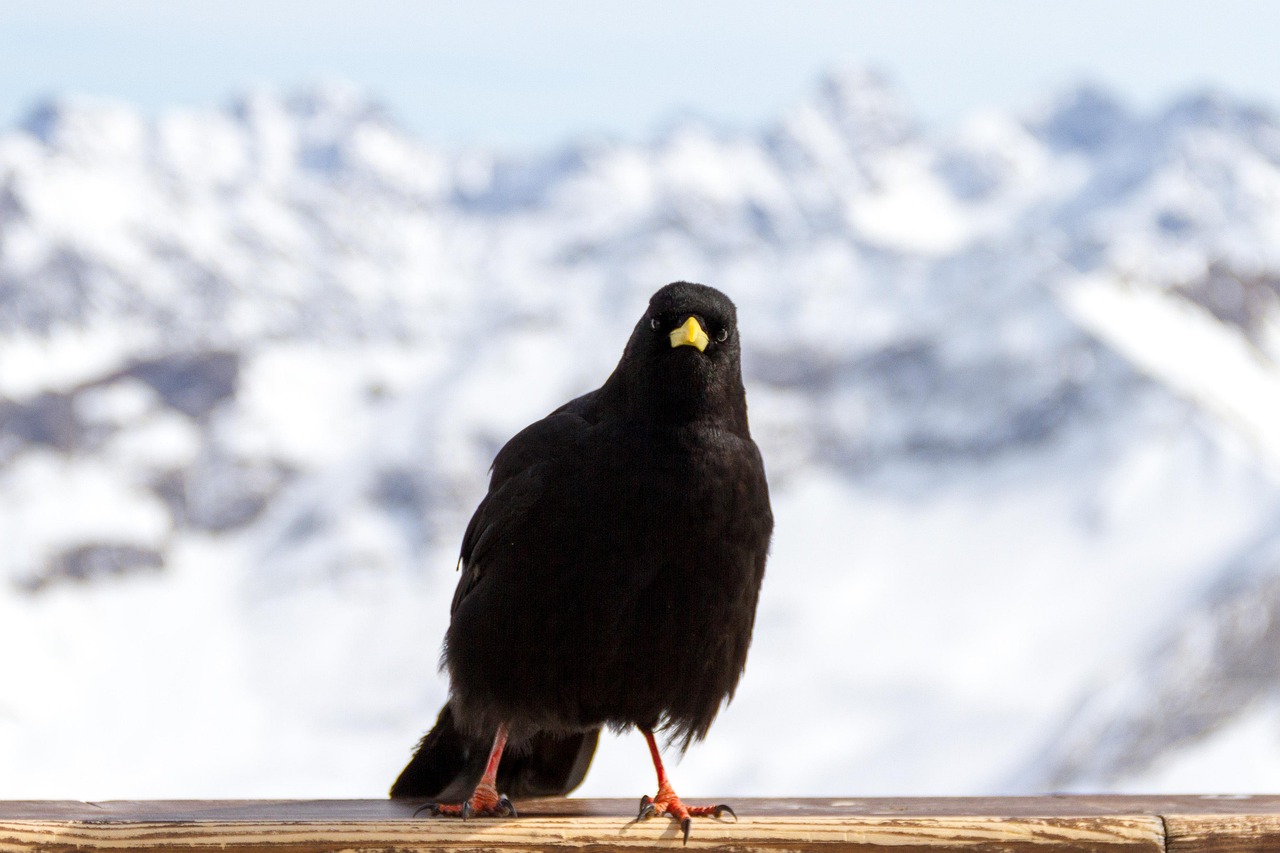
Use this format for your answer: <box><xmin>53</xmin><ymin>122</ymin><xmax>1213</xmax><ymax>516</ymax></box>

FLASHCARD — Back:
<box><xmin>450</xmin><ymin>405</ymin><xmax>594</xmax><ymax>616</ymax></box>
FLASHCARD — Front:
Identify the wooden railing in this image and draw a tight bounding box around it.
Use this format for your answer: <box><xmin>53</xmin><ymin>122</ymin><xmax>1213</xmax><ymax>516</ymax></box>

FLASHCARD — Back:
<box><xmin>2</xmin><ymin>796</ymin><xmax>1278</xmax><ymax>851</ymax></box>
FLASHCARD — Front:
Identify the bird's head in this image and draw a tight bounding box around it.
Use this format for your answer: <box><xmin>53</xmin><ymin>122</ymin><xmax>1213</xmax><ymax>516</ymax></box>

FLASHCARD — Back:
<box><xmin>608</xmin><ymin>282</ymin><xmax>748</xmax><ymax>429</ymax></box>
<box><xmin>642</xmin><ymin>281</ymin><xmax>739</xmax><ymax>363</ymax></box>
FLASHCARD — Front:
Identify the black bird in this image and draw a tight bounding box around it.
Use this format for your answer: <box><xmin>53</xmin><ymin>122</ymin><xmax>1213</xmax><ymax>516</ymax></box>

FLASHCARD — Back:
<box><xmin>391</xmin><ymin>282</ymin><xmax>773</xmax><ymax>841</ymax></box>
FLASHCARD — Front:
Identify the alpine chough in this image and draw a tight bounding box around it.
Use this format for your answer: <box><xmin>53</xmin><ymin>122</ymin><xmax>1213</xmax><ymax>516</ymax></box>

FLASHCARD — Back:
<box><xmin>391</xmin><ymin>282</ymin><xmax>773</xmax><ymax>841</ymax></box>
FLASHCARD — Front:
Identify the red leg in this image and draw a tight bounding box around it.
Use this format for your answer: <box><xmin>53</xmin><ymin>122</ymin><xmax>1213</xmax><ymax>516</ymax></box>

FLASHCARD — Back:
<box><xmin>420</xmin><ymin>723</ymin><xmax>517</xmax><ymax>819</ymax></box>
<box><xmin>635</xmin><ymin>728</ymin><xmax>734</xmax><ymax>843</ymax></box>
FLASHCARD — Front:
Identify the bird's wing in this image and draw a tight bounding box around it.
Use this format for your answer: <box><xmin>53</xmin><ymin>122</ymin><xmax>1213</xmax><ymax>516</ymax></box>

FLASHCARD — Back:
<box><xmin>450</xmin><ymin>404</ymin><xmax>595</xmax><ymax>616</ymax></box>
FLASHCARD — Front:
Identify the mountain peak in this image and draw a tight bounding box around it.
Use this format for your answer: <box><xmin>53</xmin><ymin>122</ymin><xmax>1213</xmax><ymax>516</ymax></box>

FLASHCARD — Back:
<box><xmin>20</xmin><ymin>95</ymin><xmax>149</xmax><ymax>160</ymax></box>
<box><xmin>1027</xmin><ymin>82</ymin><xmax>1132</xmax><ymax>152</ymax></box>
<box><xmin>811</xmin><ymin>65</ymin><xmax>914</xmax><ymax>148</ymax></box>
<box><xmin>229</xmin><ymin>80</ymin><xmax>393</xmax><ymax>133</ymax></box>
<box><xmin>285</xmin><ymin>80</ymin><xmax>392</xmax><ymax>127</ymax></box>
<box><xmin>220</xmin><ymin>81</ymin><xmax>419</xmax><ymax>180</ymax></box>
<box><xmin>1158</xmin><ymin>89</ymin><xmax>1277</xmax><ymax>136</ymax></box>
<box><xmin>767</xmin><ymin>65</ymin><xmax>914</xmax><ymax>174</ymax></box>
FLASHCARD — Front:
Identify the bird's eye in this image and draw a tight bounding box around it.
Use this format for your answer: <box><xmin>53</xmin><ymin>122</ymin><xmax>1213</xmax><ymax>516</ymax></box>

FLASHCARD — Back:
<box><xmin>715</xmin><ymin>328</ymin><xmax>729</xmax><ymax>343</ymax></box>
<box><xmin>650</xmin><ymin>317</ymin><xmax>662</xmax><ymax>332</ymax></box>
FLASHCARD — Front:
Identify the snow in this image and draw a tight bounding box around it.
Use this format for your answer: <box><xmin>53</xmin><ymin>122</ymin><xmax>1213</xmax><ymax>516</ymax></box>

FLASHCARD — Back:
<box><xmin>848</xmin><ymin>148</ymin><xmax>973</xmax><ymax>254</ymax></box>
<box><xmin>0</xmin><ymin>452</ymin><xmax>171</xmax><ymax>581</ymax></box>
<box><xmin>5</xmin><ymin>68</ymin><xmax>1280</xmax><ymax>800</ymax></box>
<box><xmin>1119</xmin><ymin>695</ymin><xmax>1280</xmax><ymax>794</ymax></box>
<box><xmin>1061</xmin><ymin>276</ymin><xmax>1280</xmax><ymax>471</ymax></box>
<box><xmin>0</xmin><ymin>328</ymin><xmax>151</xmax><ymax>396</ymax></box>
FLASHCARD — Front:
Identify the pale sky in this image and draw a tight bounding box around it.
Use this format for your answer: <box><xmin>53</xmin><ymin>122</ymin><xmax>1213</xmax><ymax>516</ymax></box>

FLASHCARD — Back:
<box><xmin>3</xmin><ymin>0</ymin><xmax>1280</xmax><ymax>149</ymax></box>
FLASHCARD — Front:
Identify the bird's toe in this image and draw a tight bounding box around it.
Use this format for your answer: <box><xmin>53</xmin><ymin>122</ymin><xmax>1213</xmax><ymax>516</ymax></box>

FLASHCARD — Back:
<box><xmin>636</xmin><ymin>794</ymin><xmax>657</xmax><ymax>820</ymax></box>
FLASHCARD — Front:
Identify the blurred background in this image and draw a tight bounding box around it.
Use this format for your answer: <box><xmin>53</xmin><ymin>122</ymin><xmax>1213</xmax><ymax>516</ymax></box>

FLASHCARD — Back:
<box><xmin>4</xmin><ymin>0</ymin><xmax>1280</xmax><ymax>799</ymax></box>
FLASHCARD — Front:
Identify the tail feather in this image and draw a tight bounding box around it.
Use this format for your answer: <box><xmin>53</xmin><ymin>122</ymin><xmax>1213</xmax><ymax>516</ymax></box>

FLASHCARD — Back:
<box><xmin>390</xmin><ymin>703</ymin><xmax>599</xmax><ymax>800</ymax></box>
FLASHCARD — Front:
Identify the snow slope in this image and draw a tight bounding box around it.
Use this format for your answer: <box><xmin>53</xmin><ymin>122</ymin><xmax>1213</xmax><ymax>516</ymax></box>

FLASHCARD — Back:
<box><xmin>4</xmin><ymin>69</ymin><xmax>1280</xmax><ymax>798</ymax></box>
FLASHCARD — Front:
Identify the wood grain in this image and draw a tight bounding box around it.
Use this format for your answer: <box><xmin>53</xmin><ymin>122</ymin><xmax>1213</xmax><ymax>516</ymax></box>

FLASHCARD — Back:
<box><xmin>1166</xmin><ymin>810</ymin><xmax>1280</xmax><ymax>853</ymax></box>
<box><xmin>0</xmin><ymin>815</ymin><xmax>1167</xmax><ymax>853</ymax></box>
<box><xmin>0</xmin><ymin>796</ymin><xmax>1275</xmax><ymax>852</ymax></box>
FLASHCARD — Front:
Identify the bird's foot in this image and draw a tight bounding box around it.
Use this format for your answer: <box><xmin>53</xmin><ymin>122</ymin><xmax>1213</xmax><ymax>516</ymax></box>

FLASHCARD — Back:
<box><xmin>414</xmin><ymin>783</ymin><xmax>517</xmax><ymax>819</ymax></box>
<box><xmin>635</xmin><ymin>781</ymin><xmax>735</xmax><ymax>844</ymax></box>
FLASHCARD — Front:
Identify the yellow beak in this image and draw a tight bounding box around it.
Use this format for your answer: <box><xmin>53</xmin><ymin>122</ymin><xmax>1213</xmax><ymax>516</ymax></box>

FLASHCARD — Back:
<box><xmin>668</xmin><ymin>317</ymin><xmax>710</xmax><ymax>352</ymax></box>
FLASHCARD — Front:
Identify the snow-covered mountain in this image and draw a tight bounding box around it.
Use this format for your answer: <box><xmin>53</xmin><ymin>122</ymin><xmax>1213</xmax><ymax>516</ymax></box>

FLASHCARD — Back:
<box><xmin>4</xmin><ymin>68</ymin><xmax>1280</xmax><ymax>798</ymax></box>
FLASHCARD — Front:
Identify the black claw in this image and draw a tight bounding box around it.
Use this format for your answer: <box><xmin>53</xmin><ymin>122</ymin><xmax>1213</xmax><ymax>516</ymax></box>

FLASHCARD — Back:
<box><xmin>638</xmin><ymin>801</ymin><xmax>656</xmax><ymax>821</ymax></box>
<box><xmin>714</xmin><ymin>803</ymin><xmax>737</xmax><ymax>821</ymax></box>
<box><xmin>412</xmin><ymin>802</ymin><xmax>441</xmax><ymax>818</ymax></box>
<box><xmin>499</xmin><ymin>796</ymin><xmax>518</xmax><ymax>817</ymax></box>
<box><xmin>460</xmin><ymin>800</ymin><xmax>472</xmax><ymax>821</ymax></box>
<box><xmin>681</xmin><ymin>817</ymin><xmax>691</xmax><ymax>845</ymax></box>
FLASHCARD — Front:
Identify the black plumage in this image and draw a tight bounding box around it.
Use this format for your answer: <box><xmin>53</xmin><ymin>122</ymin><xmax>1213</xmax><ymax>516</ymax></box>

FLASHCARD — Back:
<box><xmin>391</xmin><ymin>282</ymin><xmax>773</xmax><ymax>837</ymax></box>
<box><xmin>390</xmin><ymin>702</ymin><xmax>598</xmax><ymax>802</ymax></box>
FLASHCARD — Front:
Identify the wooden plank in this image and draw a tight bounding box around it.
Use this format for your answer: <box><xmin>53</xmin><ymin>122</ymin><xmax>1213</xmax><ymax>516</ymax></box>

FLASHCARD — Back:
<box><xmin>4</xmin><ymin>795</ymin><xmax>1278</xmax><ymax>820</ymax></box>
<box><xmin>1166</xmin><ymin>810</ymin><xmax>1280</xmax><ymax>853</ymax></box>
<box><xmin>0</xmin><ymin>797</ymin><xmax>1181</xmax><ymax>852</ymax></box>
<box><xmin>0</xmin><ymin>796</ymin><xmax>1270</xmax><ymax>852</ymax></box>
<box><xmin>0</xmin><ymin>816</ymin><xmax>1166</xmax><ymax>852</ymax></box>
